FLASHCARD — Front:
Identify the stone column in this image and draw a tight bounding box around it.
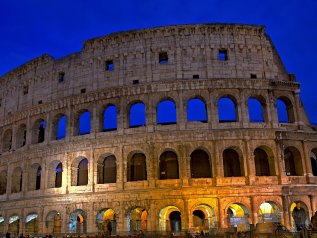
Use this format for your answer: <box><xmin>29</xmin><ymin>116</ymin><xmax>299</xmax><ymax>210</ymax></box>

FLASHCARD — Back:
<box><xmin>11</xmin><ymin>125</ymin><xmax>17</xmax><ymax>151</ymax></box>
<box><xmin>282</xmin><ymin>195</ymin><xmax>290</xmax><ymax>229</ymax></box>
<box><xmin>302</xmin><ymin>141</ymin><xmax>313</xmax><ymax>180</ymax></box>
<box><xmin>268</xmin><ymin>90</ymin><xmax>278</xmax><ymax>128</ymax></box>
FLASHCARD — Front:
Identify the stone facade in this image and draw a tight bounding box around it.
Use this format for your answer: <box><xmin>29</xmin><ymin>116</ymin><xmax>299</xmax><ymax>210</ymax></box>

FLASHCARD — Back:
<box><xmin>0</xmin><ymin>23</ymin><xmax>316</xmax><ymax>235</ymax></box>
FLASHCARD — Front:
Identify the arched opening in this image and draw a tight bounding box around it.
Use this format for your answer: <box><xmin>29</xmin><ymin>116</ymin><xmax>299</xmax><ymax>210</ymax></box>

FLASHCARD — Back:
<box><xmin>0</xmin><ymin>216</ymin><xmax>4</xmax><ymax>235</ymax></box>
<box><xmin>254</xmin><ymin>148</ymin><xmax>270</xmax><ymax>176</ymax></box>
<box><xmin>96</xmin><ymin>209</ymin><xmax>116</xmax><ymax>235</ymax></box>
<box><xmin>55</xmin><ymin>163</ymin><xmax>63</xmax><ymax>188</ymax></box>
<box><xmin>276</xmin><ymin>97</ymin><xmax>295</xmax><ymax>123</ymax></box>
<box><xmin>310</xmin><ymin>149</ymin><xmax>317</xmax><ymax>176</ymax></box>
<box><xmin>2</xmin><ymin>129</ymin><xmax>12</xmax><ymax>152</ymax></box>
<box><xmin>11</xmin><ymin>167</ymin><xmax>23</xmax><ymax>193</ymax></box>
<box><xmin>223</xmin><ymin>148</ymin><xmax>243</xmax><ymax>177</ymax></box>
<box><xmin>129</xmin><ymin>102</ymin><xmax>146</xmax><ymax>128</ymax></box>
<box><xmin>127</xmin><ymin>153</ymin><xmax>147</xmax><ymax>181</ymax></box>
<box><xmin>0</xmin><ymin>171</ymin><xmax>7</xmax><ymax>195</ymax></box>
<box><xmin>16</xmin><ymin>124</ymin><xmax>26</xmax><ymax>148</ymax></box>
<box><xmin>8</xmin><ymin>215</ymin><xmax>19</xmax><ymax>235</ymax></box>
<box><xmin>25</xmin><ymin>213</ymin><xmax>38</xmax><ymax>234</ymax></box>
<box><xmin>227</xmin><ymin>203</ymin><xmax>250</xmax><ymax>231</ymax></box>
<box><xmin>97</xmin><ymin>155</ymin><xmax>117</xmax><ymax>184</ymax></box>
<box><xmin>47</xmin><ymin>161</ymin><xmax>63</xmax><ymax>188</ymax></box>
<box><xmin>258</xmin><ymin>202</ymin><xmax>280</xmax><ymax>223</ymax></box>
<box><xmin>248</xmin><ymin>97</ymin><xmax>264</xmax><ymax>122</ymax></box>
<box><xmin>218</xmin><ymin>97</ymin><xmax>237</xmax><ymax>122</ymax></box>
<box><xmin>28</xmin><ymin>164</ymin><xmax>41</xmax><ymax>191</ymax></box>
<box><xmin>46</xmin><ymin>211</ymin><xmax>61</xmax><ymax>234</ymax></box>
<box><xmin>157</xmin><ymin>100</ymin><xmax>177</xmax><ymax>125</ymax></box>
<box><xmin>54</xmin><ymin>114</ymin><xmax>66</xmax><ymax>140</ymax></box>
<box><xmin>77</xmin><ymin>159</ymin><xmax>88</xmax><ymax>186</ymax></box>
<box><xmin>187</xmin><ymin>98</ymin><xmax>207</xmax><ymax>122</ymax></box>
<box><xmin>192</xmin><ymin>204</ymin><xmax>216</xmax><ymax>234</ymax></box>
<box><xmin>128</xmin><ymin>207</ymin><xmax>147</xmax><ymax>232</ymax></box>
<box><xmin>190</xmin><ymin>149</ymin><xmax>212</xmax><ymax>178</ymax></box>
<box><xmin>69</xmin><ymin>209</ymin><xmax>87</xmax><ymax>234</ymax></box>
<box><xmin>159</xmin><ymin>151</ymin><xmax>179</xmax><ymax>180</ymax></box>
<box><xmin>159</xmin><ymin>206</ymin><xmax>181</xmax><ymax>233</ymax></box>
<box><xmin>284</xmin><ymin>147</ymin><xmax>303</xmax><ymax>176</ymax></box>
<box><xmin>103</xmin><ymin>105</ymin><xmax>117</xmax><ymax>131</ymax></box>
<box><xmin>290</xmin><ymin>201</ymin><xmax>309</xmax><ymax>231</ymax></box>
<box><xmin>78</xmin><ymin>111</ymin><xmax>91</xmax><ymax>135</ymax></box>
<box><xmin>32</xmin><ymin>119</ymin><xmax>46</xmax><ymax>144</ymax></box>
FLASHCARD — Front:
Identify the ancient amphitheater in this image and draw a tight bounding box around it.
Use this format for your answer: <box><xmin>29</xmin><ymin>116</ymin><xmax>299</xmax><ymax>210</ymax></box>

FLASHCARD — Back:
<box><xmin>0</xmin><ymin>23</ymin><xmax>316</xmax><ymax>236</ymax></box>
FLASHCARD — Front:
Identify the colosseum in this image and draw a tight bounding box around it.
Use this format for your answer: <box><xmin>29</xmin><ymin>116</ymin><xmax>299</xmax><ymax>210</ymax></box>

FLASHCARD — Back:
<box><xmin>0</xmin><ymin>23</ymin><xmax>316</xmax><ymax>237</ymax></box>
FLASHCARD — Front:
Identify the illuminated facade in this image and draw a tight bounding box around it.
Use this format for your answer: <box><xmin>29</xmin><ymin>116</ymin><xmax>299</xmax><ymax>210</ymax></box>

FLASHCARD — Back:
<box><xmin>0</xmin><ymin>24</ymin><xmax>316</xmax><ymax>235</ymax></box>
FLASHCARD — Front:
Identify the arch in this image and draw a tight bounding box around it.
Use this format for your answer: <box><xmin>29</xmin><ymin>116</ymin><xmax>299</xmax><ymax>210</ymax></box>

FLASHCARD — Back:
<box><xmin>248</xmin><ymin>97</ymin><xmax>265</xmax><ymax>122</ymax></box>
<box><xmin>28</xmin><ymin>163</ymin><xmax>42</xmax><ymax>191</ymax></box>
<box><xmin>254</xmin><ymin>146</ymin><xmax>276</xmax><ymax>176</ymax></box>
<box><xmin>159</xmin><ymin>206</ymin><xmax>181</xmax><ymax>232</ymax></box>
<box><xmin>77</xmin><ymin>158</ymin><xmax>88</xmax><ymax>186</ymax></box>
<box><xmin>187</xmin><ymin>98</ymin><xmax>207</xmax><ymax>122</ymax></box>
<box><xmin>97</xmin><ymin>155</ymin><xmax>117</xmax><ymax>184</ymax></box>
<box><xmin>0</xmin><ymin>215</ymin><xmax>4</xmax><ymax>235</ymax></box>
<box><xmin>8</xmin><ymin>215</ymin><xmax>19</xmax><ymax>235</ymax></box>
<box><xmin>223</xmin><ymin>148</ymin><xmax>244</xmax><ymax>177</ymax></box>
<box><xmin>276</xmin><ymin>97</ymin><xmax>295</xmax><ymax>123</ymax></box>
<box><xmin>69</xmin><ymin>209</ymin><xmax>87</xmax><ymax>234</ymax></box>
<box><xmin>218</xmin><ymin>96</ymin><xmax>237</xmax><ymax>122</ymax></box>
<box><xmin>159</xmin><ymin>151</ymin><xmax>179</xmax><ymax>180</ymax></box>
<box><xmin>127</xmin><ymin>153</ymin><xmax>147</xmax><ymax>181</ymax></box>
<box><xmin>32</xmin><ymin>119</ymin><xmax>46</xmax><ymax>144</ymax></box>
<box><xmin>52</xmin><ymin>114</ymin><xmax>66</xmax><ymax>140</ymax></box>
<box><xmin>258</xmin><ymin>201</ymin><xmax>281</xmax><ymax>223</ymax></box>
<box><xmin>227</xmin><ymin>203</ymin><xmax>250</xmax><ymax>231</ymax></box>
<box><xmin>25</xmin><ymin>213</ymin><xmax>38</xmax><ymax>234</ymax></box>
<box><xmin>46</xmin><ymin>210</ymin><xmax>61</xmax><ymax>234</ymax></box>
<box><xmin>310</xmin><ymin>148</ymin><xmax>317</xmax><ymax>176</ymax></box>
<box><xmin>2</xmin><ymin>129</ymin><xmax>12</xmax><ymax>152</ymax></box>
<box><xmin>190</xmin><ymin>149</ymin><xmax>212</xmax><ymax>178</ymax></box>
<box><xmin>96</xmin><ymin>208</ymin><xmax>116</xmax><ymax>235</ymax></box>
<box><xmin>290</xmin><ymin>201</ymin><xmax>309</xmax><ymax>231</ymax></box>
<box><xmin>0</xmin><ymin>170</ymin><xmax>7</xmax><ymax>195</ymax></box>
<box><xmin>11</xmin><ymin>167</ymin><xmax>23</xmax><ymax>193</ymax></box>
<box><xmin>47</xmin><ymin>161</ymin><xmax>63</xmax><ymax>188</ymax></box>
<box><xmin>191</xmin><ymin>204</ymin><xmax>216</xmax><ymax>233</ymax></box>
<box><xmin>16</xmin><ymin>124</ymin><xmax>27</xmax><ymax>148</ymax></box>
<box><xmin>129</xmin><ymin>102</ymin><xmax>146</xmax><ymax>128</ymax></box>
<box><xmin>127</xmin><ymin>207</ymin><xmax>147</xmax><ymax>232</ymax></box>
<box><xmin>78</xmin><ymin>110</ymin><xmax>91</xmax><ymax>135</ymax></box>
<box><xmin>157</xmin><ymin>99</ymin><xmax>177</xmax><ymax>125</ymax></box>
<box><xmin>284</xmin><ymin>147</ymin><xmax>303</xmax><ymax>176</ymax></box>
<box><xmin>103</xmin><ymin>105</ymin><xmax>117</xmax><ymax>131</ymax></box>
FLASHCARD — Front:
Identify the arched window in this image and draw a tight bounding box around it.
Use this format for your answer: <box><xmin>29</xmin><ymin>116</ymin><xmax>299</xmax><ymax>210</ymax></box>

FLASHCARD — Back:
<box><xmin>97</xmin><ymin>155</ymin><xmax>117</xmax><ymax>184</ymax></box>
<box><xmin>159</xmin><ymin>151</ymin><xmax>179</xmax><ymax>180</ymax></box>
<box><xmin>77</xmin><ymin>159</ymin><xmax>88</xmax><ymax>185</ymax></box>
<box><xmin>127</xmin><ymin>153</ymin><xmax>147</xmax><ymax>181</ymax></box>
<box><xmin>248</xmin><ymin>98</ymin><xmax>264</xmax><ymax>122</ymax></box>
<box><xmin>190</xmin><ymin>150</ymin><xmax>212</xmax><ymax>178</ymax></box>
<box><xmin>16</xmin><ymin>124</ymin><xmax>27</xmax><ymax>148</ymax></box>
<box><xmin>78</xmin><ymin>111</ymin><xmax>91</xmax><ymax>135</ymax></box>
<box><xmin>103</xmin><ymin>105</ymin><xmax>117</xmax><ymax>131</ymax></box>
<box><xmin>254</xmin><ymin>148</ymin><xmax>270</xmax><ymax>176</ymax></box>
<box><xmin>276</xmin><ymin>97</ymin><xmax>295</xmax><ymax>123</ymax></box>
<box><xmin>0</xmin><ymin>171</ymin><xmax>7</xmax><ymax>195</ymax></box>
<box><xmin>129</xmin><ymin>102</ymin><xmax>146</xmax><ymax>128</ymax></box>
<box><xmin>2</xmin><ymin>129</ymin><xmax>12</xmax><ymax>152</ymax></box>
<box><xmin>11</xmin><ymin>167</ymin><xmax>23</xmax><ymax>193</ymax></box>
<box><xmin>218</xmin><ymin>97</ymin><xmax>237</xmax><ymax>122</ymax></box>
<box><xmin>157</xmin><ymin>100</ymin><xmax>177</xmax><ymax>125</ymax></box>
<box><xmin>56</xmin><ymin>115</ymin><xmax>66</xmax><ymax>140</ymax></box>
<box><xmin>55</xmin><ymin>163</ymin><xmax>63</xmax><ymax>188</ymax></box>
<box><xmin>284</xmin><ymin>147</ymin><xmax>303</xmax><ymax>176</ymax></box>
<box><xmin>29</xmin><ymin>164</ymin><xmax>41</xmax><ymax>191</ymax></box>
<box><xmin>311</xmin><ymin>149</ymin><xmax>317</xmax><ymax>176</ymax></box>
<box><xmin>223</xmin><ymin>149</ymin><xmax>243</xmax><ymax>177</ymax></box>
<box><xmin>46</xmin><ymin>211</ymin><xmax>61</xmax><ymax>234</ymax></box>
<box><xmin>169</xmin><ymin>211</ymin><xmax>182</xmax><ymax>232</ymax></box>
<box><xmin>32</xmin><ymin>119</ymin><xmax>46</xmax><ymax>144</ymax></box>
<box><xmin>36</xmin><ymin>166</ymin><xmax>41</xmax><ymax>190</ymax></box>
<box><xmin>187</xmin><ymin>98</ymin><xmax>207</xmax><ymax>122</ymax></box>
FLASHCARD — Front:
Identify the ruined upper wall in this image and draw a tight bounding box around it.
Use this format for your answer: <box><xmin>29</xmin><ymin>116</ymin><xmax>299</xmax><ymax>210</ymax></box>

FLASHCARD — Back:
<box><xmin>0</xmin><ymin>24</ymin><xmax>291</xmax><ymax>118</ymax></box>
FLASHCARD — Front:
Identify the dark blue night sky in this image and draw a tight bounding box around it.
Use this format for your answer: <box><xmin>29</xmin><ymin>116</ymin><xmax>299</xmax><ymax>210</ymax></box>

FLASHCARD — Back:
<box><xmin>0</xmin><ymin>0</ymin><xmax>316</xmax><ymax>124</ymax></box>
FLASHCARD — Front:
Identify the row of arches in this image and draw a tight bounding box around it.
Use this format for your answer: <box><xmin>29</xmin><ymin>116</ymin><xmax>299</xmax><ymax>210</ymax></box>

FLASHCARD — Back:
<box><xmin>0</xmin><ymin>201</ymin><xmax>309</xmax><ymax>235</ymax></box>
<box><xmin>1</xmin><ymin>95</ymin><xmax>295</xmax><ymax>152</ymax></box>
<box><xmin>1</xmin><ymin>146</ymin><xmax>316</xmax><ymax>195</ymax></box>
